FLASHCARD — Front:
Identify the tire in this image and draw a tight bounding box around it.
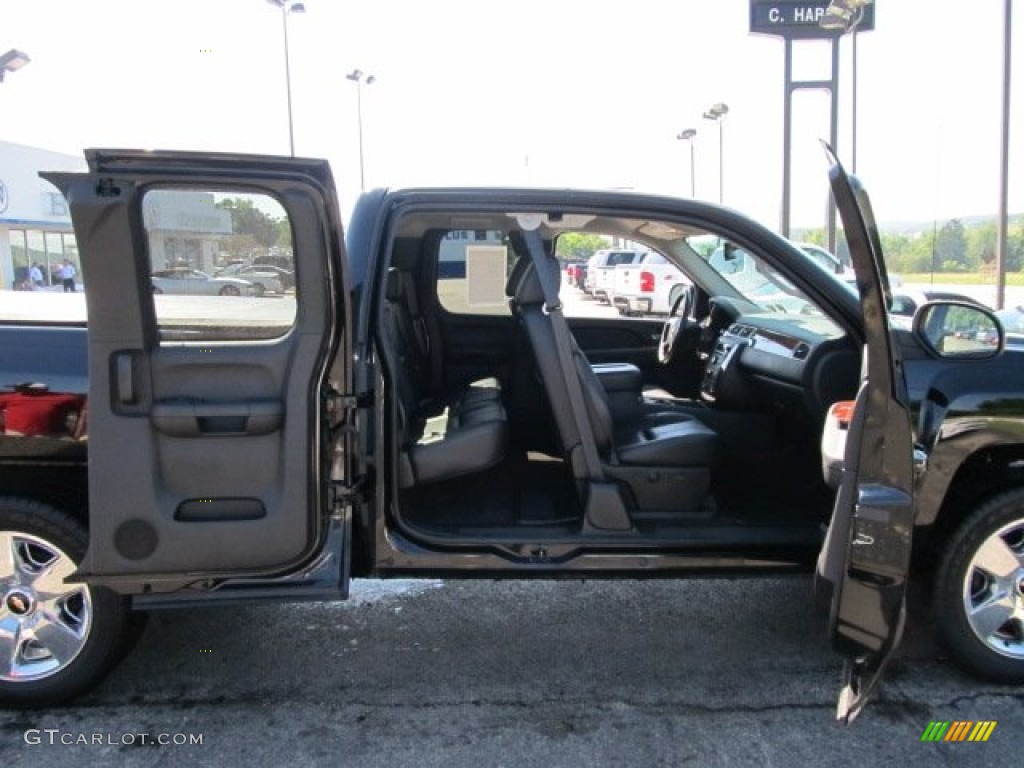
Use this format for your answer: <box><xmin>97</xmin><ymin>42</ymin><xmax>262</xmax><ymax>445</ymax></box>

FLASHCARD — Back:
<box><xmin>152</xmin><ymin>286</ymin><xmax>163</xmax><ymax>294</ymax></box>
<box><xmin>0</xmin><ymin>498</ymin><xmax>132</xmax><ymax>708</ymax></box>
<box><xmin>252</xmin><ymin>283</ymin><xmax>266</xmax><ymax>297</ymax></box>
<box><xmin>219</xmin><ymin>284</ymin><xmax>241</xmax><ymax>297</ymax></box>
<box><xmin>933</xmin><ymin>488</ymin><xmax>1024</xmax><ymax>682</ymax></box>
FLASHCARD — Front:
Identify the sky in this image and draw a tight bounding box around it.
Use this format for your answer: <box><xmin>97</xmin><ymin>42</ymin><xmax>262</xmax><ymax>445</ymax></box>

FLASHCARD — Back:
<box><xmin>2</xmin><ymin>0</ymin><xmax>1021</xmax><ymax>232</ymax></box>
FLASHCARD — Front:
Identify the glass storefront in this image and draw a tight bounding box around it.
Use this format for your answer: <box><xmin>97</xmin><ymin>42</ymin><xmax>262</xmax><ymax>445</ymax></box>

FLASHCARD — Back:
<box><xmin>8</xmin><ymin>228</ymin><xmax>79</xmax><ymax>288</ymax></box>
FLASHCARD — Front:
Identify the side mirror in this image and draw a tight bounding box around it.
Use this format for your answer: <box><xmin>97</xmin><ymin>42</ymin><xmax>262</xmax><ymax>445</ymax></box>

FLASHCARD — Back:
<box><xmin>912</xmin><ymin>300</ymin><xmax>1003</xmax><ymax>359</ymax></box>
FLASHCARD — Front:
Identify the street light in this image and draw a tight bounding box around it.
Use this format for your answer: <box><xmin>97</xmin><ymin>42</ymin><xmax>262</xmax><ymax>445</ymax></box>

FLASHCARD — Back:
<box><xmin>676</xmin><ymin>128</ymin><xmax>697</xmax><ymax>198</ymax></box>
<box><xmin>346</xmin><ymin>69</ymin><xmax>376</xmax><ymax>191</ymax></box>
<box><xmin>0</xmin><ymin>49</ymin><xmax>30</xmax><ymax>83</ymax></box>
<box><xmin>267</xmin><ymin>0</ymin><xmax>305</xmax><ymax>156</ymax></box>
<box><xmin>820</xmin><ymin>0</ymin><xmax>873</xmax><ymax>172</ymax></box>
<box><xmin>702</xmin><ymin>102</ymin><xmax>728</xmax><ymax>204</ymax></box>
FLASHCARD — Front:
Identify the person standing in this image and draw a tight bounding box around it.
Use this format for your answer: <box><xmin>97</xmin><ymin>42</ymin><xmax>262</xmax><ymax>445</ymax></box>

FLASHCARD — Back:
<box><xmin>57</xmin><ymin>260</ymin><xmax>77</xmax><ymax>293</ymax></box>
<box><xmin>29</xmin><ymin>263</ymin><xmax>44</xmax><ymax>289</ymax></box>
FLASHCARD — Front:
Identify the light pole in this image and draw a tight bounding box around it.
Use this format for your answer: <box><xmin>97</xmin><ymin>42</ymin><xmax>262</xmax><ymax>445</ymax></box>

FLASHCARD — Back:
<box><xmin>702</xmin><ymin>103</ymin><xmax>728</xmax><ymax>204</ymax></box>
<box><xmin>0</xmin><ymin>49</ymin><xmax>30</xmax><ymax>83</ymax></box>
<box><xmin>676</xmin><ymin>129</ymin><xmax>697</xmax><ymax>198</ymax></box>
<box><xmin>820</xmin><ymin>0</ymin><xmax>873</xmax><ymax>173</ymax></box>
<box><xmin>995</xmin><ymin>0</ymin><xmax>1012</xmax><ymax>310</ymax></box>
<box><xmin>267</xmin><ymin>0</ymin><xmax>305</xmax><ymax>156</ymax></box>
<box><xmin>346</xmin><ymin>69</ymin><xmax>376</xmax><ymax>191</ymax></box>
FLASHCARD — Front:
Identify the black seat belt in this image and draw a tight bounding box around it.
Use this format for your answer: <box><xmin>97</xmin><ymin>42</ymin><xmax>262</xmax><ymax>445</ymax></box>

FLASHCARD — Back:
<box><xmin>520</xmin><ymin>229</ymin><xmax>631</xmax><ymax>531</ymax></box>
<box><xmin>520</xmin><ymin>229</ymin><xmax>605</xmax><ymax>482</ymax></box>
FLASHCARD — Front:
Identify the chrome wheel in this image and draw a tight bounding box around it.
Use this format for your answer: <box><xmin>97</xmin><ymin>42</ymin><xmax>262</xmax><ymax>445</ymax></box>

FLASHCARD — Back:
<box><xmin>0</xmin><ymin>531</ymin><xmax>92</xmax><ymax>682</ymax></box>
<box><xmin>962</xmin><ymin>518</ymin><xmax>1024</xmax><ymax>659</ymax></box>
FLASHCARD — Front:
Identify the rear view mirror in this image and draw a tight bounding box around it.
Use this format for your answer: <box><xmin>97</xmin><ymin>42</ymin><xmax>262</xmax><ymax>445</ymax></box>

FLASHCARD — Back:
<box><xmin>913</xmin><ymin>301</ymin><xmax>1003</xmax><ymax>359</ymax></box>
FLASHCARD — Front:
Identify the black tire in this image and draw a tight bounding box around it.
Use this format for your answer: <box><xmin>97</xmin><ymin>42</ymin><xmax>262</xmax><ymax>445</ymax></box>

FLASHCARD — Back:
<box><xmin>0</xmin><ymin>498</ymin><xmax>132</xmax><ymax>708</ymax></box>
<box><xmin>933</xmin><ymin>488</ymin><xmax>1024</xmax><ymax>682</ymax></box>
<box><xmin>252</xmin><ymin>283</ymin><xmax>266</xmax><ymax>297</ymax></box>
<box><xmin>219</xmin><ymin>284</ymin><xmax>241</xmax><ymax>296</ymax></box>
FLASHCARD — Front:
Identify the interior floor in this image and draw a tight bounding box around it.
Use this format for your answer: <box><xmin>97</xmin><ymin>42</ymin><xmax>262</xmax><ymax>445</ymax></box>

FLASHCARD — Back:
<box><xmin>399</xmin><ymin>451</ymin><xmax>582</xmax><ymax>536</ymax></box>
<box><xmin>397</xmin><ymin>437</ymin><xmax>830</xmax><ymax>547</ymax></box>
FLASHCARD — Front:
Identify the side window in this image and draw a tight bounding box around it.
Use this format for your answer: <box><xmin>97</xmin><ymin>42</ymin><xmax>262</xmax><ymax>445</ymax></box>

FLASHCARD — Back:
<box><xmin>142</xmin><ymin>190</ymin><xmax>296</xmax><ymax>342</ymax></box>
<box><xmin>435</xmin><ymin>230</ymin><xmax>512</xmax><ymax>317</ymax></box>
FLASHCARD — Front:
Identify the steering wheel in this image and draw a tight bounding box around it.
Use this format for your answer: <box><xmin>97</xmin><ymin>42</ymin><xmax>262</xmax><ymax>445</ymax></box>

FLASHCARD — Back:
<box><xmin>657</xmin><ymin>285</ymin><xmax>694</xmax><ymax>364</ymax></box>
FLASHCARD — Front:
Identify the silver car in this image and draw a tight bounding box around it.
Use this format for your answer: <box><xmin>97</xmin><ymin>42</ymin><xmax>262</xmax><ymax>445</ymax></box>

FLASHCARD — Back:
<box><xmin>151</xmin><ymin>268</ymin><xmax>255</xmax><ymax>296</ymax></box>
<box><xmin>214</xmin><ymin>264</ymin><xmax>286</xmax><ymax>295</ymax></box>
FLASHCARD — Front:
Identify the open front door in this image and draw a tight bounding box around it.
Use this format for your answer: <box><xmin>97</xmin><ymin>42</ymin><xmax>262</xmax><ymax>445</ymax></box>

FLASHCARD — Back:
<box><xmin>45</xmin><ymin>150</ymin><xmax>349</xmax><ymax>593</ymax></box>
<box><xmin>816</xmin><ymin>152</ymin><xmax>915</xmax><ymax>722</ymax></box>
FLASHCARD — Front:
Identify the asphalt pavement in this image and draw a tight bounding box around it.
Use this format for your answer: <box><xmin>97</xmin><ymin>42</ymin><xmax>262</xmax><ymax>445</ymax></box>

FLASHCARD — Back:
<box><xmin>2</xmin><ymin>576</ymin><xmax>1021</xmax><ymax>767</ymax></box>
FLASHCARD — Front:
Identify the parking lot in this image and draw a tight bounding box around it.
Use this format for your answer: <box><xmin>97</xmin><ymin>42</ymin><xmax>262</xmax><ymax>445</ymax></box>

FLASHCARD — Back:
<box><xmin>2</xmin><ymin>576</ymin><xmax>1021</xmax><ymax>767</ymax></box>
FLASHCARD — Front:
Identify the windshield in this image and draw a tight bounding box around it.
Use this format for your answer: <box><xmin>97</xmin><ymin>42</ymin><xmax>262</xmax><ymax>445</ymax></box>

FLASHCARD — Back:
<box><xmin>698</xmin><ymin>240</ymin><xmax>825</xmax><ymax>316</ymax></box>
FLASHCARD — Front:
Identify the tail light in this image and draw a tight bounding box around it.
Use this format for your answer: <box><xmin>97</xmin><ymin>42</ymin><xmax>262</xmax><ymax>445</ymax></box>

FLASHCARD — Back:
<box><xmin>640</xmin><ymin>271</ymin><xmax>655</xmax><ymax>293</ymax></box>
<box><xmin>828</xmin><ymin>400</ymin><xmax>856</xmax><ymax>429</ymax></box>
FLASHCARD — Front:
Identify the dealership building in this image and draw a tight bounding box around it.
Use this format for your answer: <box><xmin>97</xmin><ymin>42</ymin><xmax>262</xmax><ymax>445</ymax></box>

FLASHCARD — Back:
<box><xmin>0</xmin><ymin>141</ymin><xmax>85</xmax><ymax>290</ymax></box>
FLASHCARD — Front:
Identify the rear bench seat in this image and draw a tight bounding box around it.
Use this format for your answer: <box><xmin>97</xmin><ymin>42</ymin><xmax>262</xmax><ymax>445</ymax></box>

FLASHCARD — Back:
<box><xmin>381</xmin><ymin>267</ymin><xmax>508</xmax><ymax>488</ymax></box>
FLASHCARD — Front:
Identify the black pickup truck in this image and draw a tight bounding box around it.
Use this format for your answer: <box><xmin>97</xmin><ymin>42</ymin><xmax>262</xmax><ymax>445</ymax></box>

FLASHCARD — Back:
<box><xmin>2</xmin><ymin>149</ymin><xmax>1023</xmax><ymax>720</ymax></box>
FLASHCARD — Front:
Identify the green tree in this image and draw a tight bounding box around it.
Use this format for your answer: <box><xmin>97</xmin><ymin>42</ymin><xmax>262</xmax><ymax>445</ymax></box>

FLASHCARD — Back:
<box><xmin>967</xmin><ymin>221</ymin><xmax>998</xmax><ymax>269</ymax></box>
<box><xmin>217</xmin><ymin>198</ymin><xmax>282</xmax><ymax>250</ymax></box>
<box><xmin>934</xmin><ymin>218</ymin><xmax>969</xmax><ymax>271</ymax></box>
<box><xmin>555</xmin><ymin>232</ymin><xmax>610</xmax><ymax>261</ymax></box>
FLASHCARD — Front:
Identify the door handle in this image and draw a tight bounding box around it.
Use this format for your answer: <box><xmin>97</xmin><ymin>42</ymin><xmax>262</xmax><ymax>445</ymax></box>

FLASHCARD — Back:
<box><xmin>115</xmin><ymin>352</ymin><xmax>136</xmax><ymax>405</ymax></box>
<box><xmin>151</xmin><ymin>400</ymin><xmax>283</xmax><ymax>437</ymax></box>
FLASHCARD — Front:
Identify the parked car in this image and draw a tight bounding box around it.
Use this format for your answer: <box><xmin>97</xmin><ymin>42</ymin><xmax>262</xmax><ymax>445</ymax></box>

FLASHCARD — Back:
<box><xmin>219</xmin><ymin>263</ymin><xmax>294</xmax><ymax>292</ymax></box>
<box><xmin>889</xmin><ymin>289</ymin><xmax>983</xmax><ymax>317</ymax></box>
<box><xmin>611</xmin><ymin>252</ymin><xmax>690</xmax><ymax>316</ymax></box>
<box><xmin>214</xmin><ymin>264</ymin><xmax>285</xmax><ymax>295</ymax></box>
<box><xmin>584</xmin><ymin>249</ymin><xmax>643</xmax><ymax>303</ymax></box>
<box><xmin>151</xmin><ymin>268</ymin><xmax>256</xmax><ymax>296</ymax></box>
<box><xmin>563</xmin><ymin>260</ymin><xmax>588</xmax><ymax>291</ymax></box>
<box><xmin>4</xmin><ymin>149</ymin><xmax>1024</xmax><ymax>720</ymax></box>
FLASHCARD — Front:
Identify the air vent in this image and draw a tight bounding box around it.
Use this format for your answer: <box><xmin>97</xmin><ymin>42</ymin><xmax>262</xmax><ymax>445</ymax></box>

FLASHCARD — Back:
<box><xmin>792</xmin><ymin>343</ymin><xmax>811</xmax><ymax>360</ymax></box>
<box><xmin>730</xmin><ymin>324</ymin><xmax>753</xmax><ymax>338</ymax></box>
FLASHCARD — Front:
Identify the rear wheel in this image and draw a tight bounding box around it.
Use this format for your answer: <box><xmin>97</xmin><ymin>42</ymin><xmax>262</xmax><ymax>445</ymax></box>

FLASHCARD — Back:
<box><xmin>933</xmin><ymin>489</ymin><xmax>1024</xmax><ymax>682</ymax></box>
<box><xmin>251</xmin><ymin>282</ymin><xmax>266</xmax><ymax>297</ymax></box>
<box><xmin>0</xmin><ymin>498</ymin><xmax>132</xmax><ymax>707</ymax></box>
<box><xmin>219</xmin><ymin>284</ymin><xmax>241</xmax><ymax>296</ymax></box>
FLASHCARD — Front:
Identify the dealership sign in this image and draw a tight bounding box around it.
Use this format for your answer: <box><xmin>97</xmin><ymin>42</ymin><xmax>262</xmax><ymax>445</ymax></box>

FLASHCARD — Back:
<box><xmin>750</xmin><ymin>1</ymin><xmax>875</xmax><ymax>39</ymax></box>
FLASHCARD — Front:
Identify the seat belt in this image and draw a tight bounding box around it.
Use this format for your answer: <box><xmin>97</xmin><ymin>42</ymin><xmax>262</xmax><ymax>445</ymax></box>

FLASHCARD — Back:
<box><xmin>521</xmin><ymin>230</ymin><xmax>631</xmax><ymax>531</ymax></box>
<box><xmin>520</xmin><ymin>229</ymin><xmax>605</xmax><ymax>482</ymax></box>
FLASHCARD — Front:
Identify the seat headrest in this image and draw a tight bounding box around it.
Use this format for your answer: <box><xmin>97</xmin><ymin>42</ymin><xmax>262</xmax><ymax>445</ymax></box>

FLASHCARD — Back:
<box><xmin>385</xmin><ymin>267</ymin><xmax>403</xmax><ymax>302</ymax></box>
<box><xmin>513</xmin><ymin>255</ymin><xmax>562</xmax><ymax>307</ymax></box>
<box><xmin>505</xmin><ymin>256</ymin><xmax>532</xmax><ymax>298</ymax></box>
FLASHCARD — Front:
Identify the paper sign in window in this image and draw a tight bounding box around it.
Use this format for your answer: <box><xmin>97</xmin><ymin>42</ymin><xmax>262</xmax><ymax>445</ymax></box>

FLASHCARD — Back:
<box><xmin>465</xmin><ymin>245</ymin><xmax>508</xmax><ymax>307</ymax></box>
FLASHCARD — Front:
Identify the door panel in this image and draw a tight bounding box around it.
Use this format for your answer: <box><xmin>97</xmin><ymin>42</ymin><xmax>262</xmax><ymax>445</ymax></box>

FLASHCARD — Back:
<box><xmin>46</xmin><ymin>151</ymin><xmax>348</xmax><ymax>591</ymax></box>
<box><xmin>817</xmin><ymin>152</ymin><xmax>915</xmax><ymax>722</ymax></box>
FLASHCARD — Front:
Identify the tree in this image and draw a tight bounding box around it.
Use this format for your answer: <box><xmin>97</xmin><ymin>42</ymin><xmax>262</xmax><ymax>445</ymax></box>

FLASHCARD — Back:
<box><xmin>555</xmin><ymin>232</ymin><xmax>610</xmax><ymax>262</ymax></box>
<box><xmin>216</xmin><ymin>198</ymin><xmax>283</xmax><ymax>250</ymax></box>
<box><xmin>934</xmin><ymin>219</ymin><xmax>969</xmax><ymax>271</ymax></box>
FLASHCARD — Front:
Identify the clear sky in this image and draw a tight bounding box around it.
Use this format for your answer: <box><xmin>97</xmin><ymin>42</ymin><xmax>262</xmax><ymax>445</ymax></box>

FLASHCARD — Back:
<box><xmin>3</xmin><ymin>0</ymin><xmax>1021</xmax><ymax>231</ymax></box>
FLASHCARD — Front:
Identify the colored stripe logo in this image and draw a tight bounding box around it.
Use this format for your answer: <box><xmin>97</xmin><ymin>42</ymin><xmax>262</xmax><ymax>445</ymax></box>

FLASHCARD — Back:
<box><xmin>921</xmin><ymin>721</ymin><xmax>997</xmax><ymax>742</ymax></box>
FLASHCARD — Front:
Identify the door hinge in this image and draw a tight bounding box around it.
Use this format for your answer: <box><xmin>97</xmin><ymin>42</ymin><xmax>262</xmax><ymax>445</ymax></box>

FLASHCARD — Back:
<box><xmin>329</xmin><ymin>481</ymin><xmax>365</xmax><ymax>518</ymax></box>
<box><xmin>326</xmin><ymin>391</ymin><xmax>373</xmax><ymax>413</ymax></box>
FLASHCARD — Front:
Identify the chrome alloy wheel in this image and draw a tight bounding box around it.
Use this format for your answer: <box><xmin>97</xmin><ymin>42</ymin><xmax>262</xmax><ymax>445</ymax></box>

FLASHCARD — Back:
<box><xmin>962</xmin><ymin>518</ymin><xmax>1024</xmax><ymax>659</ymax></box>
<box><xmin>0</xmin><ymin>531</ymin><xmax>92</xmax><ymax>682</ymax></box>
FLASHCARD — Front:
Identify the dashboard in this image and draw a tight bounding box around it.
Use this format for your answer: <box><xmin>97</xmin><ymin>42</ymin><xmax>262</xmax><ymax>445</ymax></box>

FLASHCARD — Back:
<box><xmin>698</xmin><ymin>297</ymin><xmax>859</xmax><ymax>424</ymax></box>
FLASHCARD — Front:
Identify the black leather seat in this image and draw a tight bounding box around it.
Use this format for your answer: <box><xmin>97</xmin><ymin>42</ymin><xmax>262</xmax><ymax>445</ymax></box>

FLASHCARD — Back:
<box><xmin>511</xmin><ymin>255</ymin><xmax>718</xmax><ymax>512</ymax></box>
<box><xmin>381</xmin><ymin>267</ymin><xmax>508</xmax><ymax>488</ymax></box>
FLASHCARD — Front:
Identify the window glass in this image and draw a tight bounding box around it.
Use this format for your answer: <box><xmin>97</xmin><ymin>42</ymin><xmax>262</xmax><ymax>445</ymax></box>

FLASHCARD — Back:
<box><xmin>436</xmin><ymin>230</ymin><xmax>513</xmax><ymax>317</ymax></box>
<box><xmin>142</xmin><ymin>189</ymin><xmax>296</xmax><ymax>342</ymax></box>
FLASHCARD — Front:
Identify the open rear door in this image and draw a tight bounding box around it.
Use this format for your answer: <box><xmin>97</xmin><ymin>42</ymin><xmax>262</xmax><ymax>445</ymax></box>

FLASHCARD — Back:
<box><xmin>45</xmin><ymin>150</ymin><xmax>349</xmax><ymax>593</ymax></box>
<box><xmin>816</xmin><ymin>150</ymin><xmax>915</xmax><ymax>722</ymax></box>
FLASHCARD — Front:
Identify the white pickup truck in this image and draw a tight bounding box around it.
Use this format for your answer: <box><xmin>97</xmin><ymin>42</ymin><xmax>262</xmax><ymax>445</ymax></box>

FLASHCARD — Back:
<box><xmin>610</xmin><ymin>252</ymin><xmax>691</xmax><ymax>316</ymax></box>
<box><xmin>583</xmin><ymin>249</ymin><xmax>643</xmax><ymax>304</ymax></box>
